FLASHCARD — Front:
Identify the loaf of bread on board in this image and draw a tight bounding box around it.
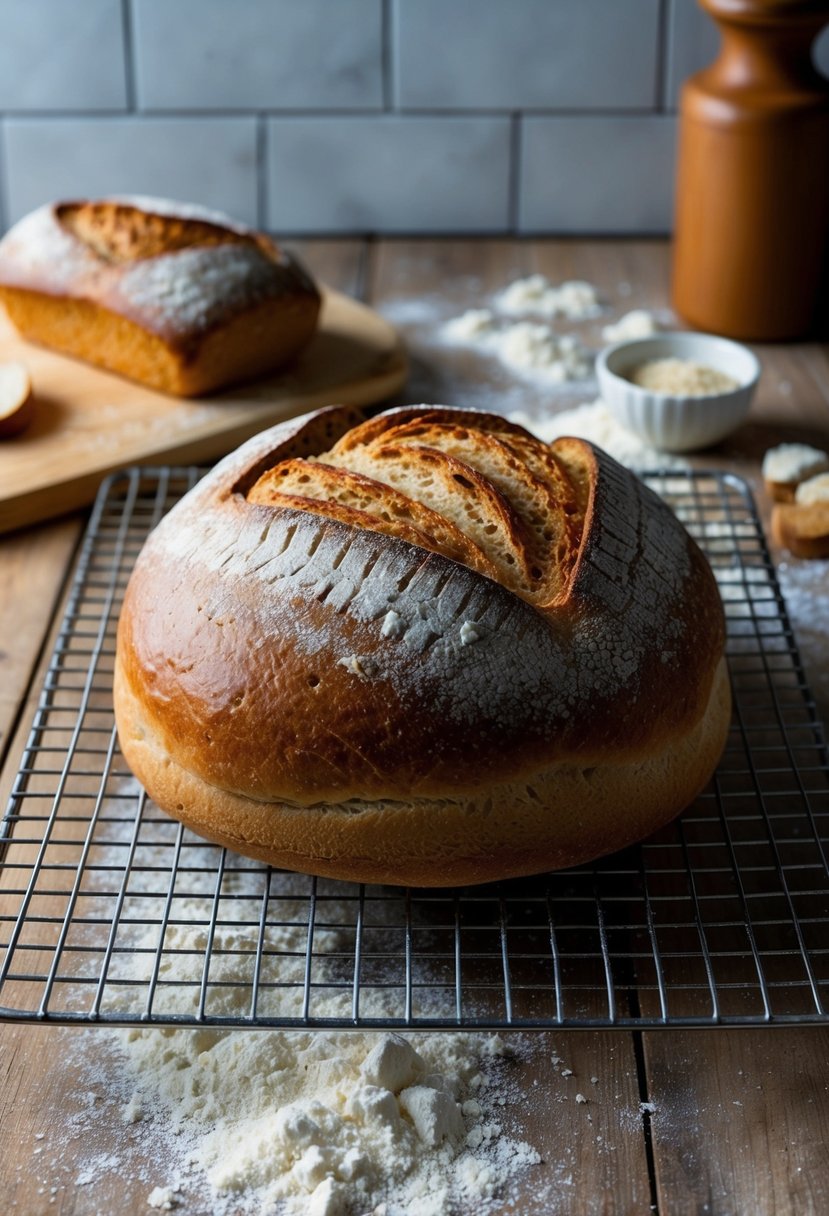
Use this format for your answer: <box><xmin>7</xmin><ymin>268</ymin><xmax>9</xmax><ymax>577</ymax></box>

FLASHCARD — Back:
<box><xmin>0</xmin><ymin>197</ymin><xmax>321</xmax><ymax>396</ymax></box>
<box><xmin>114</xmin><ymin>405</ymin><xmax>730</xmax><ymax>887</ymax></box>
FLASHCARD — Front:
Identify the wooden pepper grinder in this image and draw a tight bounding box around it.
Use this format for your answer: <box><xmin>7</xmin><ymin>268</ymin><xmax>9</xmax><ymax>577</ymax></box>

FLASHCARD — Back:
<box><xmin>672</xmin><ymin>0</ymin><xmax>829</xmax><ymax>340</ymax></box>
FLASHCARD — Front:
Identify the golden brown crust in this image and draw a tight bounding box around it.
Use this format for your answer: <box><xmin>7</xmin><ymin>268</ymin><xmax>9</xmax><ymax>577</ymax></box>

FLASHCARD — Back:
<box><xmin>0</xmin><ymin>198</ymin><xmax>321</xmax><ymax>396</ymax></box>
<box><xmin>114</xmin><ymin>404</ymin><xmax>730</xmax><ymax>884</ymax></box>
<box><xmin>772</xmin><ymin>502</ymin><xmax>829</xmax><ymax>558</ymax></box>
<box><xmin>114</xmin><ymin>656</ymin><xmax>731</xmax><ymax>887</ymax></box>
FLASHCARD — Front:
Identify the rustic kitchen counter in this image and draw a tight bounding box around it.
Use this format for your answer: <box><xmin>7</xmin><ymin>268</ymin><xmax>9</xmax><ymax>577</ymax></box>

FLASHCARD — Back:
<box><xmin>1</xmin><ymin>238</ymin><xmax>828</xmax><ymax>1215</ymax></box>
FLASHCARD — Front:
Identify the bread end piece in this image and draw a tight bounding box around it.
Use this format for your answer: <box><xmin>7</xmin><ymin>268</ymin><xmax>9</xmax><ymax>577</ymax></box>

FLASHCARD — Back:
<box><xmin>772</xmin><ymin>502</ymin><xmax>829</xmax><ymax>559</ymax></box>
<box><xmin>0</xmin><ymin>360</ymin><xmax>34</xmax><ymax>437</ymax></box>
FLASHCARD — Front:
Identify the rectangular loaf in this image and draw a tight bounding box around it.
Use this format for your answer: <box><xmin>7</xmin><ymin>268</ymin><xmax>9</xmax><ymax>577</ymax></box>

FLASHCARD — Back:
<box><xmin>0</xmin><ymin>197</ymin><xmax>321</xmax><ymax>397</ymax></box>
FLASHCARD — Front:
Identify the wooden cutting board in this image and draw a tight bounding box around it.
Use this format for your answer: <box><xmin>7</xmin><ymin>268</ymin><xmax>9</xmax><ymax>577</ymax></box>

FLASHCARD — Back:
<box><xmin>0</xmin><ymin>288</ymin><xmax>407</xmax><ymax>534</ymax></box>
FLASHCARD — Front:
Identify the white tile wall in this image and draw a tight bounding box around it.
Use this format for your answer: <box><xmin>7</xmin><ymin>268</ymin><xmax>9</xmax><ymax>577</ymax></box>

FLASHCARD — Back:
<box><xmin>266</xmin><ymin>117</ymin><xmax>511</xmax><ymax>232</ymax></box>
<box><xmin>394</xmin><ymin>0</ymin><xmax>661</xmax><ymax>110</ymax></box>
<box><xmin>133</xmin><ymin>0</ymin><xmax>383</xmax><ymax>111</ymax></box>
<box><xmin>0</xmin><ymin>0</ymin><xmax>127</xmax><ymax>112</ymax></box>
<box><xmin>519</xmin><ymin>116</ymin><xmax>677</xmax><ymax>233</ymax></box>
<box><xmin>0</xmin><ymin>1</ymin><xmax>826</xmax><ymax>234</ymax></box>
<box><xmin>3</xmin><ymin>118</ymin><xmax>259</xmax><ymax>226</ymax></box>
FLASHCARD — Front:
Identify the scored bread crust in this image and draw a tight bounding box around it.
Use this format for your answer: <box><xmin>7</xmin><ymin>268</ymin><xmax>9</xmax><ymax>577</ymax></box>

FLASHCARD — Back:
<box><xmin>114</xmin><ymin>404</ymin><xmax>730</xmax><ymax>885</ymax></box>
<box><xmin>0</xmin><ymin>198</ymin><xmax>321</xmax><ymax>396</ymax></box>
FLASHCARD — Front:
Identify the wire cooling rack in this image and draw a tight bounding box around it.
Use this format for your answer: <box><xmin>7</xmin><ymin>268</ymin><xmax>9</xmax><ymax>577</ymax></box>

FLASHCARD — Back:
<box><xmin>1</xmin><ymin>467</ymin><xmax>828</xmax><ymax>1030</ymax></box>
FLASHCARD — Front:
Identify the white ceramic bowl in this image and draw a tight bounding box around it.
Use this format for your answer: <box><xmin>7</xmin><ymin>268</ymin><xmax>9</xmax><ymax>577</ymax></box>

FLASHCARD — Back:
<box><xmin>596</xmin><ymin>332</ymin><xmax>760</xmax><ymax>454</ymax></box>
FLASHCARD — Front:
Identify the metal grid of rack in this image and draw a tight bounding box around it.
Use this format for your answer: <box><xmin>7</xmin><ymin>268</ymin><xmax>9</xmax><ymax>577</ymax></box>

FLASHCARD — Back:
<box><xmin>1</xmin><ymin>467</ymin><xmax>827</xmax><ymax>1029</ymax></box>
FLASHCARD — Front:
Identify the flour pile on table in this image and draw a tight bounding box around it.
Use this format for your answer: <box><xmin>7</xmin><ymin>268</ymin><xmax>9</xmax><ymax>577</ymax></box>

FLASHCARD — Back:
<box><xmin>442</xmin><ymin>274</ymin><xmax>596</xmax><ymax>383</ymax></box>
<box><xmin>441</xmin><ymin>274</ymin><xmax>662</xmax><ymax>387</ymax></box>
<box><xmin>600</xmin><ymin>308</ymin><xmax>660</xmax><ymax>344</ymax></box>
<box><xmin>508</xmin><ymin>399</ymin><xmax>688</xmax><ymax>471</ymax></box>
<box><xmin>494</xmin><ymin>274</ymin><xmax>601</xmax><ymax>320</ymax></box>
<box><xmin>70</xmin><ymin>806</ymin><xmax>541</xmax><ymax>1216</ymax></box>
<box><xmin>124</xmin><ymin>1021</ymin><xmax>538</xmax><ymax>1216</ymax></box>
<box><xmin>444</xmin><ymin>305</ymin><xmax>592</xmax><ymax>383</ymax></box>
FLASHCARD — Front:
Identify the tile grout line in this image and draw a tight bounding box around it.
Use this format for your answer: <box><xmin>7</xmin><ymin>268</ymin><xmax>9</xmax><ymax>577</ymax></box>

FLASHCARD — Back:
<box><xmin>122</xmin><ymin>0</ymin><xmax>138</xmax><ymax>111</ymax></box>
<box><xmin>0</xmin><ymin>119</ymin><xmax>8</xmax><ymax>232</ymax></box>
<box><xmin>0</xmin><ymin>107</ymin><xmax>678</xmax><ymax>121</ymax></box>
<box><xmin>382</xmin><ymin>0</ymin><xmax>394</xmax><ymax>112</ymax></box>
<box><xmin>257</xmin><ymin>115</ymin><xmax>268</xmax><ymax>231</ymax></box>
<box><xmin>655</xmin><ymin>0</ymin><xmax>670</xmax><ymax>112</ymax></box>
<box><xmin>508</xmin><ymin>112</ymin><xmax>522</xmax><ymax>233</ymax></box>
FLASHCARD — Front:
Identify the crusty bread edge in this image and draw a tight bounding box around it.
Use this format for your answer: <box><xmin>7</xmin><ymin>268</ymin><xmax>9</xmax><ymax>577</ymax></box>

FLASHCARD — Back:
<box><xmin>114</xmin><ymin>654</ymin><xmax>731</xmax><ymax>888</ymax></box>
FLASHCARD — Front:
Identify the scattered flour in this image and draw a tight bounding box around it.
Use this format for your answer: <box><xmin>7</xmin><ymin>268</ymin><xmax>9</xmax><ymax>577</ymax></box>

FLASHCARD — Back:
<box><xmin>443</xmin><ymin>308</ymin><xmax>496</xmax><ymax>342</ymax></box>
<box><xmin>441</xmin><ymin>273</ymin><xmax>601</xmax><ymax>383</ymax></box>
<box><xmin>118</xmin><ymin>1022</ymin><xmax>540</xmax><ymax>1216</ymax></box>
<box><xmin>64</xmin><ymin>801</ymin><xmax>545</xmax><ymax>1216</ymax></box>
<box><xmin>121</xmin><ymin>1093</ymin><xmax>144</xmax><ymax>1124</ymax></box>
<box><xmin>147</xmin><ymin>1185</ymin><xmax>180</xmax><ymax>1210</ymax></box>
<box><xmin>494</xmin><ymin>275</ymin><xmax>601</xmax><ymax>320</ymax></box>
<box><xmin>442</xmin><ymin>310</ymin><xmax>592</xmax><ymax>383</ymax></box>
<box><xmin>493</xmin><ymin>323</ymin><xmax>591</xmax><ymax>382</ymax></box>
<box><xmin>777</xmin><ymin>556</ymin><xmax>829</xmax><ymax>719</ymax></box>
<box><xmin>601</xmin><ymin>309</ymin><xmax>660</xmax><ymax>344</ymax></box>
<box><xmin>508</xmin><ymin>400</ymin><xmax>689</xmax><ymax>470</ymax></box>
<box><xmin>459</xmin><ymin>620</ymin><xmax>482</xmax><ymax>645</ymax></box>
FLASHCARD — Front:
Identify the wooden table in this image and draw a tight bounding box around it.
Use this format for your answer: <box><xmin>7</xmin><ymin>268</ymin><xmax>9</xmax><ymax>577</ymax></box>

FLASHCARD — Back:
<box><xmin>1</xmin><ymin>239</ymin><xmax>828</xmax><ymax>1215</ymax></box>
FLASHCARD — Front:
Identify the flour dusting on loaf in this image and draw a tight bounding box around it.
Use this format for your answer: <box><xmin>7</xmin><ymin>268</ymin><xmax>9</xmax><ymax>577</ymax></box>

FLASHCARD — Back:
<box><xmin>0</xmin><ymin>197</ymin><xmax>321</xmax><ymax>396</ymax></box>
<box><xmin>114</xmin><ymin>405</ymin><xmax>730</xmax><ymax>886</ymax></box>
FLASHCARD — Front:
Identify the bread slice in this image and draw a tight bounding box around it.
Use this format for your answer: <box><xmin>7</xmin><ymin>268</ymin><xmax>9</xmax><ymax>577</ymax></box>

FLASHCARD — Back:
<box><xmin>772</xmin><ymin>502</ymin><xmax>829</xmax><ymax>559</ymax></box>
<box><xmin>327</xmin><ymin>405</ymin><xmax>530</xmax><ymax>455</ymax></box>
<box><xmin>324</xmin><ymin>439</ymin><xmax>540</xmax><ymax>598</ymax></box>
<box><xmin>371</xmin><ymin>419</ymin><xmax>578</xmax><ymax>604</ymax></box>
<box><xmin>320</xmin><ymin>405</ymin><xmax>583</xmax><ymax>606</ymax></box>
<box><xmin>795</xmin><ymin>472</ymin><xmax>829</xmax><ymax>505</ymax></box>
<box><xmin>248</xmin><ymin>458</ymin><xmax>499</xmax><ymax>580</ymax></box>
<box><xmin>0</xmin><ymin>361</ymin><xmax>34</xmax><ymax>438</ymax></box>
<box><xmin>762</xmin><ymin>443</ymin><xmax>829</xmax><ymax>503</ymax></box>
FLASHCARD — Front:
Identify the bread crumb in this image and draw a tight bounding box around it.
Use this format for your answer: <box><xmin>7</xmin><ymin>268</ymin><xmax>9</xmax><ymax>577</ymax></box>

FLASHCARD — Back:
<box><xmin>336</xmin><ymin>654</ymin><xmax>381</xmax><ymax>679</ymax></box>
<box><xmin>629</xmin><ymin>357</ymin><xmax>738</xmax><ymax>396</ymax></box>
<box><xmin>575</xmin><ymin>1093</ymin><xmax>588</xmax><ymax>1104</ymax></box>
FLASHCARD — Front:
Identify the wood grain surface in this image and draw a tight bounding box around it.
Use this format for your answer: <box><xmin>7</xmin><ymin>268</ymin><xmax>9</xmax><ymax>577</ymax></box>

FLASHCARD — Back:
<box><xmin>0</xmin><ymin>284</ymin><xmax>406</xmax><ymax>534</ymax></box>
<box><xmin>1</xmin><ymin>237</ymin><xmax>828</xmax><ymax>1215</ymax></box>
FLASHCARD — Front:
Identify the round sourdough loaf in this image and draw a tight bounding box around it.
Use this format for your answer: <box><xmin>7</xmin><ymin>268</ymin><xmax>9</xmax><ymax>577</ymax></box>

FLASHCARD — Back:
<box><xmin>114</xmin><ymin>404</ymin><xmax>730</xmax><ymax>886</ymax></box>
